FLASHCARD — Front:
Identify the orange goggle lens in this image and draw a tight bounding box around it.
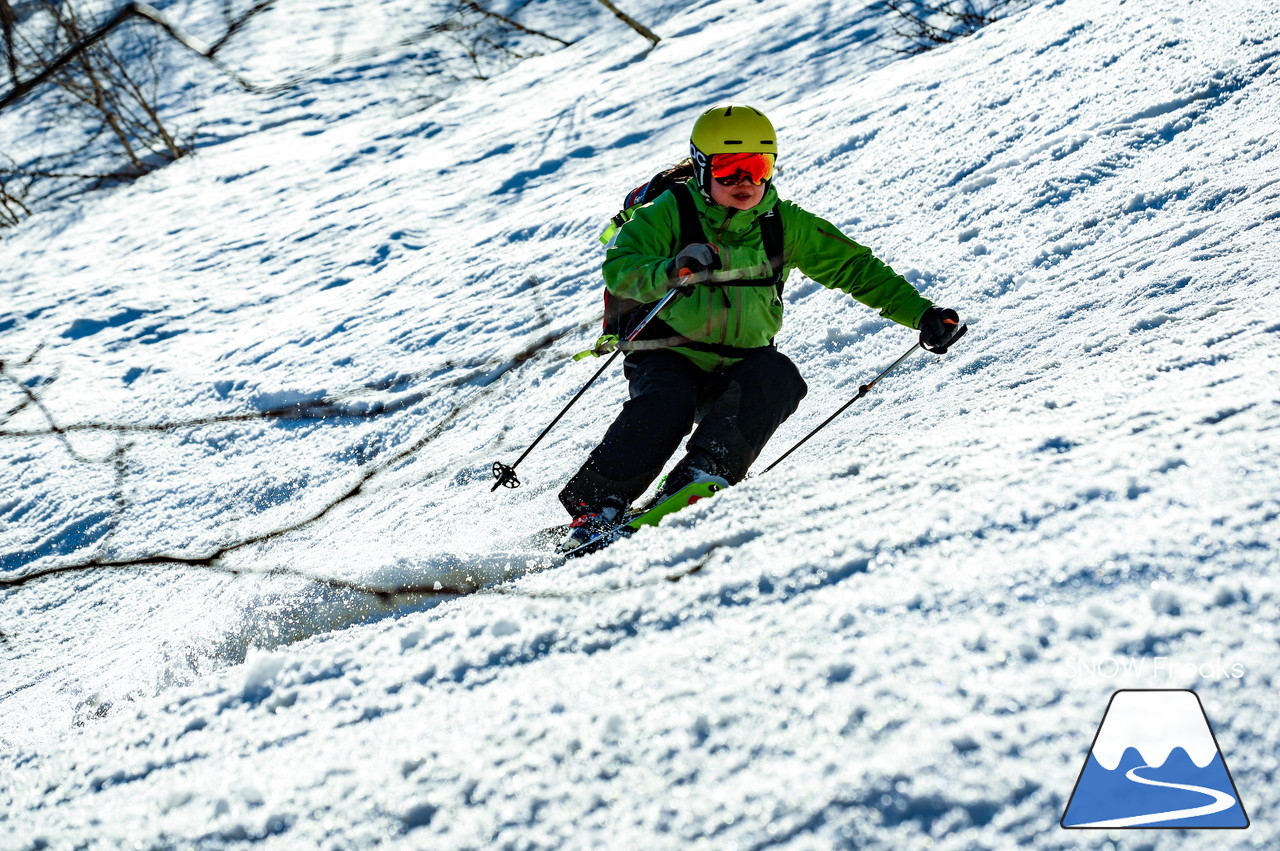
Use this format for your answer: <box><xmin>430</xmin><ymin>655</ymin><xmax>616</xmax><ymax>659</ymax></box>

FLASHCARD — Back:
<box><xmin>710</xmin><ymin>152</ymin><xmax>775</xmax><ymax>186</ymax></box>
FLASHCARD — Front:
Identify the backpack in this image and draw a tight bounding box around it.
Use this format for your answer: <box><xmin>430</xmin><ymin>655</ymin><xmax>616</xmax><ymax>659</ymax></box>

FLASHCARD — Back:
<box><xmin>596</xmin><ymin>164</ymin><xmax>785</xmax><ymax>349</ymax></box>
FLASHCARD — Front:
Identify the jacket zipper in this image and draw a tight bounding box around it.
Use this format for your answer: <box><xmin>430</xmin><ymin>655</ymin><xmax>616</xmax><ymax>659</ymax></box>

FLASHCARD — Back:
<box><xmin>714</xmin><ymin>208</ymin><xmax>737</xmax><ymax>241</ymax></box>
<box><xmin>711</xmin><ymin>208</ymin><xmax>746</xmax><ymax>367</ymax></box>
<box><xmin>715</xmin><ymin>208</ymin><xmax>736</xmax><ymax>350</ymax></box>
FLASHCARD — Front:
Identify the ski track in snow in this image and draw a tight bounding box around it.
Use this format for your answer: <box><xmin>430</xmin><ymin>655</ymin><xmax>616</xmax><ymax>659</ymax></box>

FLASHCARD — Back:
<box><xmin>2</xmin><ymin>0</ymin><xmax>1280</xmax><ymax>847</ymax></box>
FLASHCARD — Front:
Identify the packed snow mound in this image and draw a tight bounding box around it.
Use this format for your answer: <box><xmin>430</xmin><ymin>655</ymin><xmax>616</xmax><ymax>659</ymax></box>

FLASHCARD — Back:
<box><xmin>3</xmin><ymin>0</ymin><xmax>1279</xmax><ymax>847</ymax></box>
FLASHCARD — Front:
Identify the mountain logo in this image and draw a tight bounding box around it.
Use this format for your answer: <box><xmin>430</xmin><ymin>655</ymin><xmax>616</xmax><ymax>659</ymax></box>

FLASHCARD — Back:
<box><xmin>1061</xmin><ymin>689</ymin><xmax>1249</xmax><ymax>829</ymax></box>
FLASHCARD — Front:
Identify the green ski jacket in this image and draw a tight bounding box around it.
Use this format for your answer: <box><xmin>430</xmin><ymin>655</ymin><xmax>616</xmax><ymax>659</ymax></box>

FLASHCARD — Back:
<box><xmin>603</xmin><ymin>184</ymin><xmax>933</xmax><ymax>371</ymax></box>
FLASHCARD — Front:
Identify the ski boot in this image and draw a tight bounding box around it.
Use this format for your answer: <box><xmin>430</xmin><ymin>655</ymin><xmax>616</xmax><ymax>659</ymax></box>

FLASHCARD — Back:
<box><xmin>558</xmin><ymin>506</ymin><xmax>622</xmax><ymax>553</ymax></box>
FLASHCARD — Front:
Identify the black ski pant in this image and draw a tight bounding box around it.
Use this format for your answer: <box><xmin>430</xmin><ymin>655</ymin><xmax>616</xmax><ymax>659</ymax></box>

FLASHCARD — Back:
<box><xmin>559</xmin><ymin>346</ymin><xmax>807</xmax><ymax>516</ymax></box>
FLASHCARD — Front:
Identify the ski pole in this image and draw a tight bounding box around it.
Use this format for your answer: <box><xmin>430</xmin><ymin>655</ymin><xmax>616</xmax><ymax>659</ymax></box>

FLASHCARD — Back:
<box><xmin>761</xmin><ymin>340</ymin><xmax>925</xmax><ymax>475</ymax></box>
<box><xmin>763</xmin><ymin>317</ymin><xmax>965</xmax><ymax>474</ymax></box>
<box><xmin>491</xmin><ymin>281</ymin><xmax>689</xmax><ymax>491</ymax></box>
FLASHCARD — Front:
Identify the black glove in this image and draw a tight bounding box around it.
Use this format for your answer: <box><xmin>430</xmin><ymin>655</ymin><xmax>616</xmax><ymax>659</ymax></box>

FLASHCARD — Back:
<box><xmin>918</xmin><ymin>306</ymin><xmax>965</xmax><ymax>354</ymax></box>
<box><xmin>667</xmin><ymin>243</ymin><xmax>721</xmax><ymax>286</ymax></box>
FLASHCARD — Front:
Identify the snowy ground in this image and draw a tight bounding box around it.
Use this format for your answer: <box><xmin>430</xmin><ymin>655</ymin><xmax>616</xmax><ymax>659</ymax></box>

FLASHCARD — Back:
<box><xmin>3</xmin><ymin>0</ymin><xmax>1279</xmax><ymax>847</ymax></box>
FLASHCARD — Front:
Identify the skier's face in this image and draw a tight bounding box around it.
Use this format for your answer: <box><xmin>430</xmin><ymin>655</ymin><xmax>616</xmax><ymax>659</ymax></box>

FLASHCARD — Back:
<box><xmin>709</xmin><ymin>176</ymin><xmax>766</xmax><ymax>210</ymax></box>
<box><xmin>706</xmin><ymin>151</ymin><xmax>772</xmax><ymax>210</ymax></box>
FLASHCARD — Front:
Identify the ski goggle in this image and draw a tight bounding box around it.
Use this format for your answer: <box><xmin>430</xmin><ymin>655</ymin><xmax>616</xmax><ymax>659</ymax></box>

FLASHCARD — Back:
<box><xmin>710</xmin><ymin>152</ymin><xmax>775</xmax><ymax>186</ymax></box>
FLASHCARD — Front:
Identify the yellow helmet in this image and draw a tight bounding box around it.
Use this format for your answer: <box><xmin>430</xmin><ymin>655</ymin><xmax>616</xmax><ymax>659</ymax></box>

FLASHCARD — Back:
<box><xmin>689</xmin><ymin>103</ymin><xmax>776</xmax><ymax>192</ymax></box>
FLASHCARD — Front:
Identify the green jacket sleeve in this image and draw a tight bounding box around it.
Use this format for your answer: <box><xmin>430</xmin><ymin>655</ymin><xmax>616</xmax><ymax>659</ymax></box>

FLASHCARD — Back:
<box><xmin>602</xmin><ymin>192</ymin><xmax>683</xmax><ymax>303</ymax></box>
<box><xmin>781</xmin><ymin>201</ymin><xmax>932</xmax><ymax>329</ymax></box>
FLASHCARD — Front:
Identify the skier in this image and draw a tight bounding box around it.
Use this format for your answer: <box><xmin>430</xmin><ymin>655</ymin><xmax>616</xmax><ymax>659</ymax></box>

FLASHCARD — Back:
<box><xmin>558</xmin><ymin>103</ymin><xmax>962</xmax><ymax>551</ymax></box>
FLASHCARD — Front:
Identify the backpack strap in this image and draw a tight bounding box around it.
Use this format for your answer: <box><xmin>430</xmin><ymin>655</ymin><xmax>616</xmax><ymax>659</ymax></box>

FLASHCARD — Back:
<box><xmin>759</xmin><ymin>204</ymin><xmax>785</xmax><ymax>300</ymax></box>
<box><xmin>671</xmin><ymin>180</ymin><xmax>708</xmax><ymax>248</ymax></box>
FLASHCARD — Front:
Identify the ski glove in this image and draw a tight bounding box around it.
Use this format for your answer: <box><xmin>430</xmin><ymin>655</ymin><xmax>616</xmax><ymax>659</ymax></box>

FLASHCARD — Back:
<box><xmin>918</xmin><ymin>306</ymin><xmax>965</xmax><ymax>354</ymax></box>
<box><xmin>667</xmin><ymin>243</ymin><xmax>722</xmax><ymax>287</ymax></box>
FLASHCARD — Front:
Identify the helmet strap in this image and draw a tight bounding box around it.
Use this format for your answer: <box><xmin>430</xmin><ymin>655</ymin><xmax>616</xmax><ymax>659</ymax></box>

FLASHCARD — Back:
<box><xmin>690</xmin><ymin>143</ymin><xmax>713</xmax><ymax>197</ymax></box>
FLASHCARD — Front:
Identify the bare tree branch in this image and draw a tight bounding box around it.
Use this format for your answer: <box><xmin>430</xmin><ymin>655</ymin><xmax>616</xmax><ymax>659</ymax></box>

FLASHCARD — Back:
<box><xmin>0</xmin><ymin>0</ymin><xmax>17</xmax><ymax>90</ymax></box>
<box><xmin>592</xmin><ymin>0</ymin><xmax>660</xmax><ymax>46</ymax></box>
<box><xmin>881</xmin><ymin>0</ymin><xmax>1024</xmax><ymax>54</ymax></box>
<box><xmin>208</xmin><ymin>0</ymin><xmax>275</xmax><ymax>56</ymax></box>
<box><xmin>462</xmin><ymin>1</ymin><xmax>574</xmax><ymax>48</ymax></box>
<box><xmin>0</xmin><ymin>1</ymin><xmax>279</xmax><ymax>112</ymax></box>
<box><xmin>1</xmin><ymin>1</ymin><xmax>584</xmax><ymax>229</ymax></box>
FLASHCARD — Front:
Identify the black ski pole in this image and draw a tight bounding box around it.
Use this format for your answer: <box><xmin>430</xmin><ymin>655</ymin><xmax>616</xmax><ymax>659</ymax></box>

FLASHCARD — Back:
<box><xmin>490</xmin><ymin>348</ymin><xmax>618</xmax><ymax>491</ymax></box>
<box><xmin>761</xmin><ymin>340</ymin><xmax>925</xmax><ymax>475</ymax></box>
<box><xmin>491</xmin><ymin>281</ymin><xmax>689</xmax><ymax>492</ymax></box>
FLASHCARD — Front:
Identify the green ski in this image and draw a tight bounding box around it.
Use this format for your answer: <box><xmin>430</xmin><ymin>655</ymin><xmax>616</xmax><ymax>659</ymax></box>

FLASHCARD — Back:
<box><xmin>624</xmin><ymin>475</ymin><xmax>728</xmax><ymax>531</ymax></box>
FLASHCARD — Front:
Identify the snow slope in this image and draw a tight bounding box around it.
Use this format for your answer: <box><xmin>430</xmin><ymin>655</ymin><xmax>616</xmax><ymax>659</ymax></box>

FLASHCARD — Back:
<box><xmin>3</xmin><ymin>0</ymin><xmax>1279</xmax><ymax>847</ymax></box>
